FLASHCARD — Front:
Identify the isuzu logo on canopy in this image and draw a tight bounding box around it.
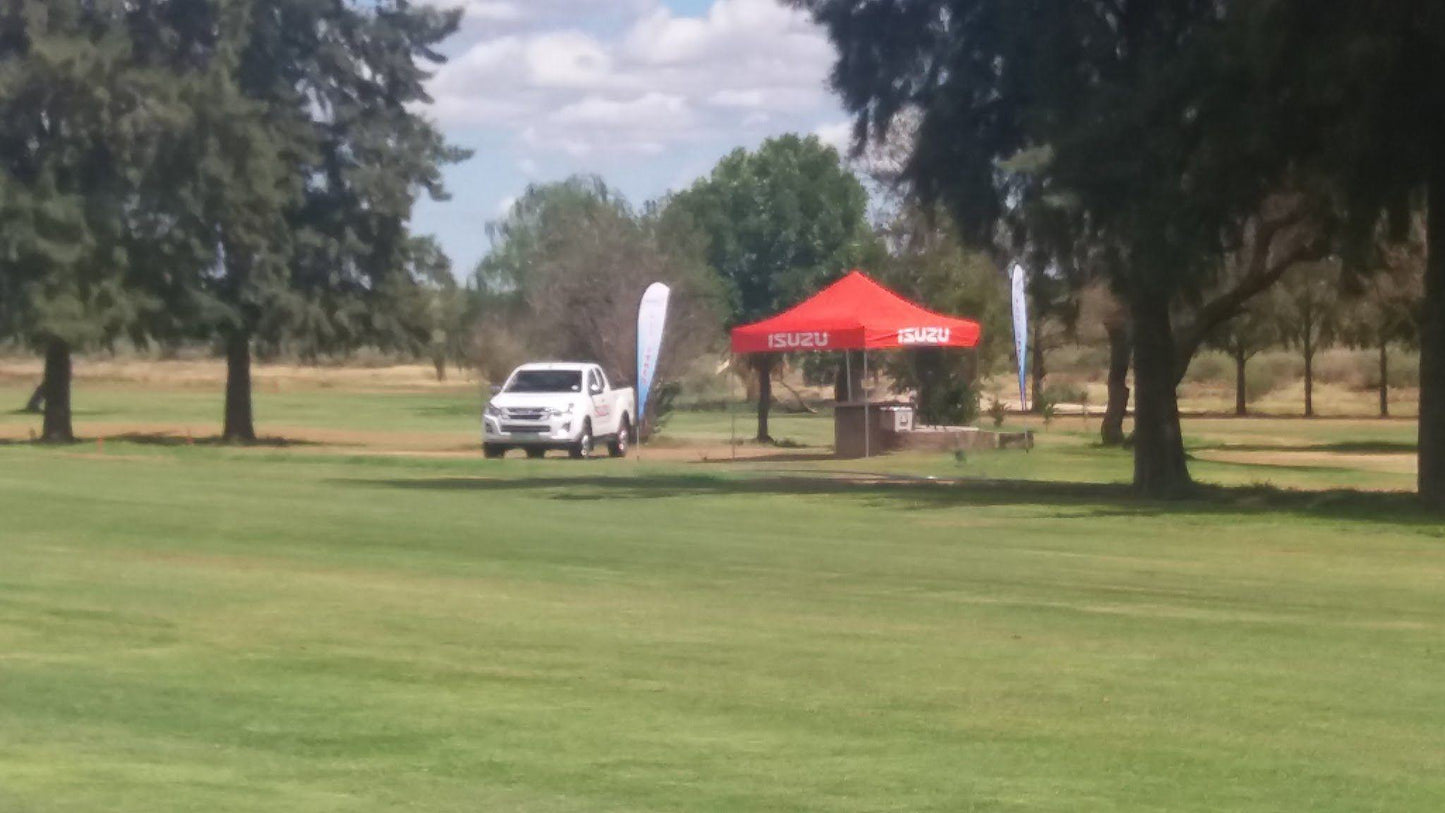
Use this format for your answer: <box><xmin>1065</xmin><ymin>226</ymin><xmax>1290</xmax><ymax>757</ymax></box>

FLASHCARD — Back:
<box><xmin>732</xmin><ymin>271</ymin><xmax>981</xmax><ymax>354</ymax></box>
<box><xmin>767</xmin><ymin>331</ymin><xmax>830</xmax><ymax>350</ymax></box>
<box><xmin>896</xmin><ymin>327</ymin><xmax>951</xmax><ymax>345</ymax></box>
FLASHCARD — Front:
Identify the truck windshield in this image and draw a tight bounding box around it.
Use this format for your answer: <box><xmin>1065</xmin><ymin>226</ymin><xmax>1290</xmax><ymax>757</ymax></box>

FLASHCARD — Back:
<box><xmin>506</xmin><ymin>370</ymin><xmax>583</xmax><ymax>393</ymax></box>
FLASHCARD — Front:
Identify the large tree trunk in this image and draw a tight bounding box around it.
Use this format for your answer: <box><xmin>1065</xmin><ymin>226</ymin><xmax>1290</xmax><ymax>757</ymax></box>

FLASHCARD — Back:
<box><xmin>23</xmin><ymin>381</ymin><xmax>44</xmax><ymax>413</ymax></box>
<box><xmin>1101</xmin><ymin>320</ymin><xmax>1130</xmax><ymax>445</ymax></box>
<box><xmin>754</xmin><ymin>355</ymin><xmax>774</xmax><ymax>443</ymax></box>
<box><xmin>1129</xmin><ymin>288</ymin><xmax>1191</xmax><ymax>497</ymax></box>
<box><xmin>40</xmin><ymin>339</ymin><xmax>74</xmax><ymax>443</ymax></box>
<box><xmin>1234</xmin><ymin>345</ymin><xmax>1248</xmax><ymax>417</ymax></box>
<box><xmin>223</xmin><ymin>330</ymin><xmax>257</xmax><ymax>443</ymax></box>
<box><xmin>1302</xmin><ymin>327</ymin><xmax>1315</xmax><ymax>418</ymax></box>
<box><xmin>1420</xmin><ymin>163</ymin><xmax>1445</xmax><ymax>506</ymax></box>
<box><xmin>1378</xmin><ymin>342</ymin><xmax>1389</xmax><ymax>419</ymax></box>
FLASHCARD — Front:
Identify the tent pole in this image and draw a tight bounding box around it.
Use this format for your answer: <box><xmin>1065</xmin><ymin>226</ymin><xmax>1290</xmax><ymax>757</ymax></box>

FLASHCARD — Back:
<box><xmin>844</xmin><ymin>350</ymin><xmax>853</xmax><ymax>460</ymax></box>
<box><xmin>863</xmin><ymin>348</ymin><xmax>870</xmax><ymax>459</ymax></box>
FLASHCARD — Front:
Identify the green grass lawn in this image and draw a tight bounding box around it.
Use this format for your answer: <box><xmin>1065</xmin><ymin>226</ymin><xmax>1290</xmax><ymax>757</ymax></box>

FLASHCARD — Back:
<box><xmin>1</xmin><ymin>387</ymin><xmax>1441</xmax><ymax>811</ymax></box>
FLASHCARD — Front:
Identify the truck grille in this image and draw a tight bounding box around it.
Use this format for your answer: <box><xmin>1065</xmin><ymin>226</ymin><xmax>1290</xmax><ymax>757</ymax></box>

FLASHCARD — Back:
<box><xmin>504</xmin><ymin>408</ymin><xmax>548</xmax><ymax>421</ymax></box>
<box><xmin>501</xmin><ymin>423</ymin><xmax>546</xmax><ymax>434</ymax></box>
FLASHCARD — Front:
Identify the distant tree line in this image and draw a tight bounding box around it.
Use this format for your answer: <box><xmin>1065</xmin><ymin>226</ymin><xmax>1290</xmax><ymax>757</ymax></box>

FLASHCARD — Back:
<box><xmin>0</xmin><ymin>0</ymin><xmax>466</xmax><ymax>442</ymax></box>
<box><xmin>471</xmin><ymin>137</ymin><xmax>1015</xmax><ymax>441</ymax></box>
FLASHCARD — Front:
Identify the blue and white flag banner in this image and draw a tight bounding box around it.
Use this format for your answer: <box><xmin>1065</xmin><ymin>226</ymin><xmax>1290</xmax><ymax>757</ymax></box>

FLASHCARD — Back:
<box><xmin>1009</xmin><ymin>262</ymin><xmax>1029</xmax><ymax>411</ymax></box>
<box><xmin>636</xmin><ymin>282</ymin><xmax>671</xmax><ymax>421</ymax></box>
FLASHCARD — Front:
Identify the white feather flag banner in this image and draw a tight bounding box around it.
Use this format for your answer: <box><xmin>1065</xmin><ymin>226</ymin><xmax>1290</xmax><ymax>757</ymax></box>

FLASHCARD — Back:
<box><xmin>636</xmin><ymin>282</ymin><xmax>671</xmax><ymax>421</ymax></box>
<box><xmin>1009</xmin><ymin>262</ymin><xmax>1029</xmax><ymax>411</ymax></box>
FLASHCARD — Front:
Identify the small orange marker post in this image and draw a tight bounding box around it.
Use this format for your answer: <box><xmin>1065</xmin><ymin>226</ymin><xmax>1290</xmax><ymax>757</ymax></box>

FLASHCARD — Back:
<box><xmin>97</xmin><ymin>437</ymin><xmax>104</xmax><ymax>453</ymax></box>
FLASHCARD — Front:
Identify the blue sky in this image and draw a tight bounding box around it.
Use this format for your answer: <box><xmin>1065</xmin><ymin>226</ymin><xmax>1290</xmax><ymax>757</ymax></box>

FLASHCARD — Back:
<box><xmin>411</xmin><ymin>0</ymin><xmax>852</xmax><ymax>277</ymax></box>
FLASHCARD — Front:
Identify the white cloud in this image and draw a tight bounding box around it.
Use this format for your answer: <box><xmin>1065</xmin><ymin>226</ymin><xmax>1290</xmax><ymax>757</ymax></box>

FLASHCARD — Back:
<box><xmin>814</xmin><ymin>120</ymin><xmax>853</xmax><ymax>153</ymax></box>
<box><xmin>623</xmin><ymin>0</ymin><xmax>821</xmax><ymax>65</ymax></box>
<box><xmin>553</xmin><ymin>92</ymin><xmax>688</xmax><ymax>126</ymax></box>
<box><xmin>525</xmin><ymin>31</ymin><xmax>614</xmax><ymax>89</ymax></box>
<box><xmin>421</xmin><ymin>0</ymin><xmax>657</xmax><ymax>34</ymax></box>
<box><xmin>496</xmin><ymin>194</ymin><xmax>517</xmax><ymax>215</ymax></box>
<box><xmin>463</xmin><ymin>1</ymin><xmax>522</xmax><ymax>22</ymax></box>
<box><xmin>708</xmin><ymin>89</ymin><xmax>765</xmax><ymax>108</ymax></box>
<box><xmin>425</xmin><ymin>0</ymin><xmax>836</xmax><ymax>156</ymax></box>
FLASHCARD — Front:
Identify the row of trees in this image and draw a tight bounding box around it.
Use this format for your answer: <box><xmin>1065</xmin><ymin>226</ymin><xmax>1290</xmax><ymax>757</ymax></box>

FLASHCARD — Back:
<box><xmin>473</xmin><ymin>135</ymin><xmax>897</xmax><ymax>440</ymax></box>
<box><xmin>0</xmin><ymin>0</ymin><xmax>464</xmax><ymax>442</ymax></box>
<box><xmin>796</xmin><ymin>0</ymin><xmax>1444</xmax><ymax>506</ymax></box>
<box><xmin>471</xmin><ymin>135</ymin><xmax>1020</xmax><ymax>441</ymax></box>
<box><xmin>1209</xmin><ymin>246</ymin><xmax>1424</xmax><ymax>419</ymax></box>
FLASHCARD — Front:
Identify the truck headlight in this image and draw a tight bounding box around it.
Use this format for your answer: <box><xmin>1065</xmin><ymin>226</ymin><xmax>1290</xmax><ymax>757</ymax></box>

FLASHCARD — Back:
<box><xmin>548</xmin><ymin>404</ymin><xmax>574</xmax><ymax>417</ymax></box>
<box><xmin>485</xmin><ymin>404</ymin><xmax>502</xmax><ymax>418</ymax></box>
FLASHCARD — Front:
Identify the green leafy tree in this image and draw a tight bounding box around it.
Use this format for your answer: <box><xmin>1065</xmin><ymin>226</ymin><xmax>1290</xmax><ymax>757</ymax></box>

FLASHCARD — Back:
<box><xmin>157</xmin><ymin>0</ymin><xmax>466</xmax><ymax>441</ymax></box>
<box><xmin>1206</xmin><ymin>300</ymin><xmax>1279</xmax><ymax>417</ymax></box>
<box><xmin>365</xmin><ymin>235</ymin><xmax>471</xmax><ymax>381</ymax></box>
<box><xmin>797</xmin><ymin>0</ymin><xmax>1292</xmax><ymax>496</ymax></box>
<box><xmin>1274</xmin><ymin>262</ymin><xmax>1343</xmax><ymax>418</ymax></box>
<box><xmin>0</xmin><ymin>0</ymin><xmax>179</xmax><ymax>441</ymax></box>
<box><xmin>1250</xmin><ymin>2</ymin><xmax>1444</xmax><ymax>504</ymax></box>
<box><xmin>670</xmin><ymin>134</ymin><xmax>873</xmax><ymax>442</ymax></box>
<box><xmin>875</xmin><ymin>206</ymin><xmax>1008</xmax><ymax>426</ymax></box>
<box><xmin>475</xmin><ymin>177</ymin><xmax>723</xmax><ymax>434</ymax></box>
<box><xmin>1339</xmin><ymin>217</ymin><xmax>1424</xmax><ymax>418</ymax></box>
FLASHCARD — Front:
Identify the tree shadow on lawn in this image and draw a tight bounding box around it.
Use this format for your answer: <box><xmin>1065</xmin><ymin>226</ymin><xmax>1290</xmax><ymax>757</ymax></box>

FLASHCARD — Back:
<box><xmin>0</xmin><ymin>432</ymin><xmax>324</xmax><ymax>448</ymax></box>
<box><xmin>350</xmin><ymin>472</ymin><xmax>1444</xmax><ymax>527</ymax></box>
<box><xmin>693</xmin><ymin>451</ymin><xmax>838</xmax><ymax>464</ymax></box>
<box><xmin>1195</xmin><ymin>441</ymin><xmax>1418</xmax><ymax>455</ymax></box>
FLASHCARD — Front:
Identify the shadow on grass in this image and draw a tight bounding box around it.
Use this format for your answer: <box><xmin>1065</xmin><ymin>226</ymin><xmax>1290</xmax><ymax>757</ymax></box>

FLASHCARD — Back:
<box><xmin>689</xmin><ymin>451</ymin><xmax>837</xmax><ymax>464</ymax></box>
<box><xmin>114</xmin><ymin>432</ymin><xmax>324</xmax><ymax>448</ymax></box>
<box><xmin>1196</xmin><ymin>441</ymin><xmax>1417</xmax><ymax>455</ymax></box>
<box><xmin>348</xmin><ymin>472</ymin><xmax>1444</xmax><ymax>526</ymax></box>
<box><xmin>0</xmin><ymin>432</ymin><xmax>324</xmax><ymax>448</ymax></box>
<box><xmin>413</xmin><ymin>404</ymin><xmax>479</xmax><ymax>418</ymax></box>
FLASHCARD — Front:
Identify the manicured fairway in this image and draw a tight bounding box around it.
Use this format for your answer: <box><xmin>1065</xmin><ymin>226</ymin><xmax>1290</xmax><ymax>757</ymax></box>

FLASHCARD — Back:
<box><xmin>1</xmin><ymin>407</ymin><xmax>1442</xmax><ymax>811</ymax></box>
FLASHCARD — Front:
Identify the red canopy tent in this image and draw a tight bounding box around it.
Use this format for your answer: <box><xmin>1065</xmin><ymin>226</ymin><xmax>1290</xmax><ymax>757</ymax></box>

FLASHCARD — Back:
<box><xmin>729</xmin><ymin>270</ymin><xmax>983</xmax><ymax>457</ymax></box>
<box><xmin>730</xmin><ymin>270</ymin><xmax>982</xmax><ymax>353</ymax></box>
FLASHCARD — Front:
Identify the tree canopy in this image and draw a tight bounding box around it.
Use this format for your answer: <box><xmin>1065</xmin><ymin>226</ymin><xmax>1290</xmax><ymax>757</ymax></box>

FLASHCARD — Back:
<box><xmin>1245</xmin><ymin>1</ymin><xmax>1444</xmax><ymax>503</ymax></box>
<box><xmin>0</xmin><ymin>0</ymin><xmax>467</xmax><ymax>442</ymax></box>
<box><xmin>794</xmin><ymin>0</ymin><xmax>1328</xmax><ymax>496</ymax></box>
<box><xmin>474</xmin><ymin>177</ymin><xmax>723</xmax><ymax>432</ymax></box>
<box><xmin>670</xmin><ymin>134</ymin><xmax>875</xmax><ymax>441</ymax></box>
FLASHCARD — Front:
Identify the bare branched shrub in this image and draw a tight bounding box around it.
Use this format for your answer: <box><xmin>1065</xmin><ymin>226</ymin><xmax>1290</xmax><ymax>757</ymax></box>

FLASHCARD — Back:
<box><xmin>472</xmin><ymin>178</ymin><xmax>724</xmax><ymax>432</ymax></box>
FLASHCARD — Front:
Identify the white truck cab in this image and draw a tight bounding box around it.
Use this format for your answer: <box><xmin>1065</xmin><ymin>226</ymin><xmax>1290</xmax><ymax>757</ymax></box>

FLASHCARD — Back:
<box><xmin>483</xmin><ymin>362</ymin><xmax>636</xmax><ymax>459</ymax></box>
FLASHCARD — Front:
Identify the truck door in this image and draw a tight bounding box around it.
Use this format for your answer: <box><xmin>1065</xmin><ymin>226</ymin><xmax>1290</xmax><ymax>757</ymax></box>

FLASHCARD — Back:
<box><xmin>588</xmin><ymin>369</ymin><xmax>613</xmax><ymax>432</ymax></box>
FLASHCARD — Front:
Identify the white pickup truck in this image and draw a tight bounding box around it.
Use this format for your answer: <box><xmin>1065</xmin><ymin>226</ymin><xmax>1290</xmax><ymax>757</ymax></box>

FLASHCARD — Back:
<box><xmin>483</xmin><ymin>362</ymin><xmax>635</xmax><ymax>459</ymax></box>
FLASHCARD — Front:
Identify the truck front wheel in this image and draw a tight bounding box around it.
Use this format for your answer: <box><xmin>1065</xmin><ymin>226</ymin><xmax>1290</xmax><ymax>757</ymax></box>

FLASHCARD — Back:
<box><xmin>569</xmin><ymin>420</ymin><xmax>593</xmax><ymax>459</ymax></box>
<box><xmin>483</xmin><ymin>444</ymin><xmax>507</xmax><ymax>459</ymax></box>
<box><xmin>608</xmin><ymin>416</ymin><xmax>630</xmax><ymax>458</ymax></box>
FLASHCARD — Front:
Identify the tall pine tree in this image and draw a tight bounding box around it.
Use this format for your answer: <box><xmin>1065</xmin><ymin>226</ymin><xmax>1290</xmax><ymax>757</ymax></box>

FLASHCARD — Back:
<box><xmin>0</xmin><ymin>0</ymin><xmax>177</xmax><ymax>441</ymax></box>
<box><xmin>155</xmin><ymin>0</ymin><xmax>466</xmax><ymax>441</ymax></box>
